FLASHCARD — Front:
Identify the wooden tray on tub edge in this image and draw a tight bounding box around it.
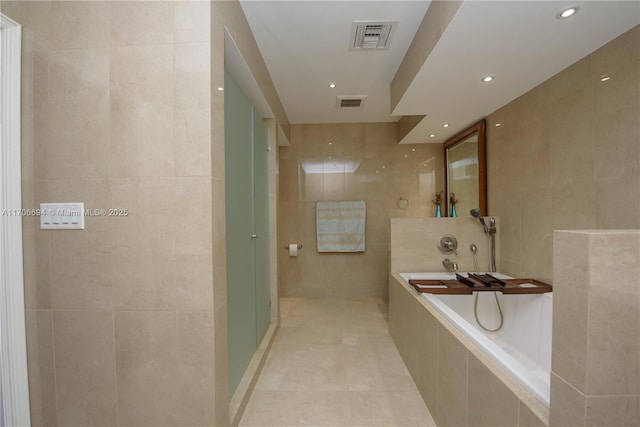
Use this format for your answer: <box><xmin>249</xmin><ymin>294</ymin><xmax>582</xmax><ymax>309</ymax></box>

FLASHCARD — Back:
<box><xmin>501</xmin><ymin>279</ymin><xmax>552</xmax><ymax>294</ymax></box>
<box><xmin>408</xmin><ymin>279</ymin><xmax>472</xmax><ymax>294</ymax></box>
<box><xmin>408</xmin><ymin>278</ymin><xmax>552</xmax><ymax>295</ymax></box>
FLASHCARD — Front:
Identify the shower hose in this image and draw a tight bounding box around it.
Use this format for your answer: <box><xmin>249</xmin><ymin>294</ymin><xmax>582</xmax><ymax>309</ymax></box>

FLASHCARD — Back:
<box><xmin>472</xmin><ymin>248</ymin><xmax>504</xmax><ymax>332</ymax></box>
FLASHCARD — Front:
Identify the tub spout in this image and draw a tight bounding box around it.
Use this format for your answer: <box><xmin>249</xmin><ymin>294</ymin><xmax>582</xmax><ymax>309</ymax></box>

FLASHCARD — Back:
<box><xmin>442</xmin><ymin>258</ymin><xmax>458</xmax><ymax>272</ymax></box>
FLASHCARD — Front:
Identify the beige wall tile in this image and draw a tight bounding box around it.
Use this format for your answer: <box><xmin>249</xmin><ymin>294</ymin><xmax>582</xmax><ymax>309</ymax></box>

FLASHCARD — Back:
<box><xmin>16</xmin><ymin>0</ymin><xmax>237</xmax><ymax>424</ymax></box>
<box><xmin>520</xmin><ymin>189</ymin><xmax>553</xmax><ymax>281</ymax></box>
<box><xmin>115</xmin><ymin>311</ymin><xmax>178</xmax><ymax>426</ymax></box>
<box><xmin>45</xmin><ymin>48</ymin><xmax>110</xmax><ymax>180</ymax></box>
<box><xmin>174</xmin><ymin>1</ymin><xmax>210</xmax><ymax>43</ymax></box>
<box><xmin>467</xmin><ymin>355</ymin><xmax>519</xmax><ymax>426</ymax></box>
<box><xmin>595</xmin><ymin>176</ymin><xmax>640</xmax><ymax>229</ymax></box>
<box><xmin>593</xmin><ymin>25</ymin><xmax>640</xmax><ymax>230</ymax></box>
<box><xmin>174</xmin><ymin>253</ymin><xmax>214</xmax><ymax>311</ymax></box>
<box><xmin>398</xmin><ymin>287</ymin><xmax>420</xmax><ymax>378</ymax></box>
<box><xmin>592</xmin><ymin>26</ymin><xmax>640</xmax><ymax>183</ymax></box>
<box><xmin>174</xmin><ymin>108</ymin><xmax>212</xmax><ymax>177</ymax></box>
<box><xmin>25</xmin><ymin>310</ymin><xmax>57</xmax><ymax>427</ymax></box>
<box><xmin>585</xmin><ymin>395</ymin><xmax>640</xmax><ymax>427</ymax></box>
<box><xmin>175</xmin><ymin>42</ymin><xmax>210</xmax><ymax>102</ymax></box>
<box><xmin>174</xmin><ymin>177</ymin><xmax>212</xmax><ymax>256</ymax></box>
<box><xmin>585</xmin><ymin>232</ymin><xmax>640</xmax><ymax>395</ymax></box>
<box><xmin>388</xmin><ymin>279</ymin><xmax>407</xmax><ymax>358</ymax></box>
<box><xmin>47</xmin><ymin>179</ymin><xmax>113</xmax><ymax>310</ymax></box>
<box><xmin>175</xmin><ymin>311</ymin><xmax>216</xmax><ymax>425</ymax></box>
<box><xmin>549</xmin><ymin>373</ymin><xmax>586</xmax><ymax>427</ymax></box>
<box><xmin>279</xmin><ymin>123</ymin><xmax>444</xmax><ymax>298</ymax></box>
<box><xmin>50</xmin><ymin>1</ymin><xmax>110</xmax><ymax>50</ymax></box>
<box><xmin>111</xmin><ymin>1</ymin><xmax>174</xmax><ymax>46</ymax></box>
<box><xmin>109</xmin><ymin>178</ymin><xmax>177</xmax><ymax>310</ymax></box>
<box><xmin>489</xmin><ymin>190</ymin><xmax>520</xmax><ymax>270</ymax></box>
<box><xmin>552</xmin><ymin>230</ymin><xmax>640</xmax><ymax>426</ymax></box>
<box><xmin>390</xmin><ymin>217</ymin><xmax>498</xmax><ymax>274</ymax></box>
<box><xmin>551</xmin><ymin>182</ymin><xmax>596</xmax><ymax>231</ymax></box>
<box><xmin>53</xmin><ymin>311</ymin><xmax>117</xmax><ymax>426</ymax></box>
<box><xmin>416</xmin><ymin>304</ymin><xmax>438</xmax><ymax>415</ymax></box>
<box><xmin>436</xmin><ymin>325</ymin><xmax>468</xmax><ymax>427</ymax></box>
<box><xmin>49</xmin><ymin>228</ymin><xmax>113</xmax><ymax>310</ymax></box>
<box><xmin>175</xmin><ymin>42</ymin><xmax>211</xmax><ymax>177</ymax></box>
<box><xmin>488</xmin><ymin>24</ymin><xmax>640</xmax><ymax>281</ymax></box>
<box><xmin>552</xmin><ymin>231</ymin><xmax>590</xmax><ymax>392</ymax></box>
<box><xmin>518</xmin><ymin>401</ymin><xmax>547</xmax><ymax>427</ymax></box>
<box><xmin>0</xmin><ymin>0</ymin><xmax>23</xmax><ymax>21</ymax></box>
<box><xmin>110</xmin><ymin>244</ymin><xmax>176</xmax><ymax>311</ymax></box>
<box><xmin>110</xmin><ymin>44</ymin><xmax>175</xmax><ymax>178</ymax></box>
<box><xmin>22</xmin><ymin>182</ymin><xmax>51</xmax><ymax>310</ymax></box>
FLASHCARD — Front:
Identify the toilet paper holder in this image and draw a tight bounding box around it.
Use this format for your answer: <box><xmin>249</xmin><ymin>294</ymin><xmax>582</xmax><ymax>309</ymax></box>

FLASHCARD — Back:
<box><xmin>284</xmin><ymin>244</ymin><xmax>303</xmax><ymax>250</ymax></box>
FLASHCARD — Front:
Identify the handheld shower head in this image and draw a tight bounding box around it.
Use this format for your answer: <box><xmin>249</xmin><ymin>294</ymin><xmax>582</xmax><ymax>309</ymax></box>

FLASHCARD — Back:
<box><xmin>470</xmin><ymin>208</ymin><xmax>497</xmax><ymax>272</ymax></box>
<box><xmin>470</xmin><ymin>208</ymin><xmax>488</xmax><ymax>229</ymax></box>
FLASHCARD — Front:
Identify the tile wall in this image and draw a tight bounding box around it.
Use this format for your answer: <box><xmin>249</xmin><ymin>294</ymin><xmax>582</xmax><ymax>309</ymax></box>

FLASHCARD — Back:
<box><xmin>487</xmin><ymin>24</ymin><xmax>640</xmax><ymax>284</ymax></box>
<box><xmin>2</xmin><ymin>2</ymin><xmax>215</xmax><ymax>425</ymax></box>
<box><xmin>2</xmin><ymin>1</ymin><xmax>288</xmax><ymax>425</ymax></box>
<box><xmin>389</xmin><ymin>217</ymin><xmax>499</xmax><ymax>275</ymax></box>
<box><xmin>551</xmin><ymin>230</ymin><xmax>640</xmax><ymax>426</ymax></box>
<box><xmin>278</xmin><ymin>123</ymin><xmax>444</xmax><ymax>298</ymax></box>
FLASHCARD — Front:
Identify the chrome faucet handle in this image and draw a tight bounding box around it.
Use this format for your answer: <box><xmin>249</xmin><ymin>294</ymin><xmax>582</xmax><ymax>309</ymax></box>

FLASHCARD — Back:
<box><xmin>445</xmin><ymin>242</ymin><xmax>458</xmax><ymax>255</ymax></box>
<box><xmin>438</xmin><ymin>234</ymin><xmax>458</xmax><ymax>255</ymax></box>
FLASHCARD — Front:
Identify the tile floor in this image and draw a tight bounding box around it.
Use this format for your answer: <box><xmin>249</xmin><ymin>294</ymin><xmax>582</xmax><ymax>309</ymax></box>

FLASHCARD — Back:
<box><xmin>239</xmin><ymin>298</ymin><xmax>436</xmax><ymax>427</ymax></box>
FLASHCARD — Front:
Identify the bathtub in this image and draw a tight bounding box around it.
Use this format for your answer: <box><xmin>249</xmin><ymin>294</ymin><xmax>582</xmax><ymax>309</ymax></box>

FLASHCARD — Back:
<box><xmin>399</xmin><ymin>272</ymin><xmax>552</xmax><ymax>407</ymax></box>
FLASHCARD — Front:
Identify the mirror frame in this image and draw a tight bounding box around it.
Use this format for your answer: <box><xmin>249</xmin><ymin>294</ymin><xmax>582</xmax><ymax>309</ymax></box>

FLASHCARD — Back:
<box><xmin>443</xmin><ymin>119</ymin><xmax>487</xmax><ymax>217</ymax></box>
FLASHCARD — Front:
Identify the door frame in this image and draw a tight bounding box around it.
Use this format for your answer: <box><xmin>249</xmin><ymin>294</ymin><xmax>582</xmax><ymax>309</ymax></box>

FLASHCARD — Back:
<box><xmin>0</xmin><ymin>13</ymin><xmax>31</xmax><ymax>427</ymax></box>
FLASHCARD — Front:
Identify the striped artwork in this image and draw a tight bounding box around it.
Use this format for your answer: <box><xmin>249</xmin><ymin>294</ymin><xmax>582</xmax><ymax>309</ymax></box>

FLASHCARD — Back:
<box><xmin>316</xmin><ymin>200</ymin><xmax>366</xmax><ymax>252</ymax></box>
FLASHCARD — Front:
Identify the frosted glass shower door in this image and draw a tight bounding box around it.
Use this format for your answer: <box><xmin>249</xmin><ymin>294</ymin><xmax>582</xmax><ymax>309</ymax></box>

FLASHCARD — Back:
<box><xmin>225</xmin><ymin>67</ymin><xmax>256</xmax><ymax>396</ymax></box>
<box><xmin>224</xmin><ymin>67</ymin><xmax>271</xmax><ymax>396</ymax></box>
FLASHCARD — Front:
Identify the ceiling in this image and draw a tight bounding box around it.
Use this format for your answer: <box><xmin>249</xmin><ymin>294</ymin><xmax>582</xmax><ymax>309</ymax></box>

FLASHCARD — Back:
<box><xmin>240</xmin><ymin>0</ymin><xmax>640</xmax><ymax>143</ymax></box>
<box><xmin>240</xmin><ymin>0</ymin><xmax>430</xmax><ymax>124</ymax></box>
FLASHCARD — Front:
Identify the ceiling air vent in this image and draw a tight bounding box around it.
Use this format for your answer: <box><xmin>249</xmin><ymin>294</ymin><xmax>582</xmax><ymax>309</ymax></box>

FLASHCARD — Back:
<box><xmin>350</xmin><ymin>21</ymin><xmax>396</xmax><ymax>50</ymax></box>
<box><xmin>336</xmin><ymin>95</ymin><xmax>367</xmax><ymax>109</ymax></box>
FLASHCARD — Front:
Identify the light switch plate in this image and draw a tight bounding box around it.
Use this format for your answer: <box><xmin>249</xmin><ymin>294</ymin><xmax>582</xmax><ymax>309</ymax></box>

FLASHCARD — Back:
<box><xmin>40</xmin><ymin>203</ymin><xmax>85</xmax><ymax>230</ymax></box>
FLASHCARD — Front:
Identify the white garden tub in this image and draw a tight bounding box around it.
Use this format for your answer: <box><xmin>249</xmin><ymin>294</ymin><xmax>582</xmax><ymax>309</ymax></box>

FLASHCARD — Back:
<box><xmin>400</xmin><ymin>272</ymin><xmax>552</xmax><ymax>407</ymax></box>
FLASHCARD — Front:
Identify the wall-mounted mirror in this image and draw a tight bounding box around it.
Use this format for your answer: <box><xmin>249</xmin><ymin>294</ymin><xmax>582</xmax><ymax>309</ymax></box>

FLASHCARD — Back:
<box><xmin>444</xmin><ymin>120</ymin><xmax>486</xmax><ymax>217</ymax></box>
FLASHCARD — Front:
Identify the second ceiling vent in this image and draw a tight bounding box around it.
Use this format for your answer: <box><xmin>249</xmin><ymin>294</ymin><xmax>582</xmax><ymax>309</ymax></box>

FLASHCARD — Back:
<box><xmin>350</xmin><ymin>21</ymin><xmax>396</xmax><ymax>50</ymax></box>
<box><xmin>336</xmin><ymin>95</ymin><xmax>367</xmax><ymax>109</ymax></box>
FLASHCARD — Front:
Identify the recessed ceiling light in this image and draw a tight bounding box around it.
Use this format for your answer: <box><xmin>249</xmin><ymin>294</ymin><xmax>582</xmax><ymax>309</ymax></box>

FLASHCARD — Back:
<box><xmin>443</xmin><ymin>123</ymin><xmax>449</xmax><ymax>128</ymax></box>
<box><xmin>217</xmin><ymin>87</ymin><xmax>224</xmax><ymax>91</ymax></box>
<box><xmin>411</xmin><ymin>148</ymin><xmax>416</xmax><ymax>152</ymax></box>
<box><xmin>328</xmin><ymin>83</ymin><xmax>336</xmax><ymax>88</ymax></box>
<box><xmin>328</xmin><ymin>142</ymin><xmax>333</xmax><ymax>145</ymax></box>
<box><xmin>382</xmin><ymin>165</ymin><xmax>386</xmax><ymax>169</ymax></box>
<box><xmin>429</xmin><ymin>134</ymin><xmax>436</xmax><ymax>138</ymax></box>
<box><xmin>600</xmin><ymin>74</ymin><xmax>611</xmax><ymax>82</ymax></box>
<box><xmin>557</xmin><ymin>6</ymin><xmax>579</xmax><ymax>19</ymax></box>
<box><xmin>482</xmin><ymin>76</ymin><xmax>494</xmax><ymax>83</ymax></box>
<box><xmin>495</xmin><ymin>123</ymin><xmax>502</xmax><ymax>127</ymax></box>
<box><xmin>404</xmin><ymin>154</ymin><xmax>409</xmax><ymax>158</ymax></box>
